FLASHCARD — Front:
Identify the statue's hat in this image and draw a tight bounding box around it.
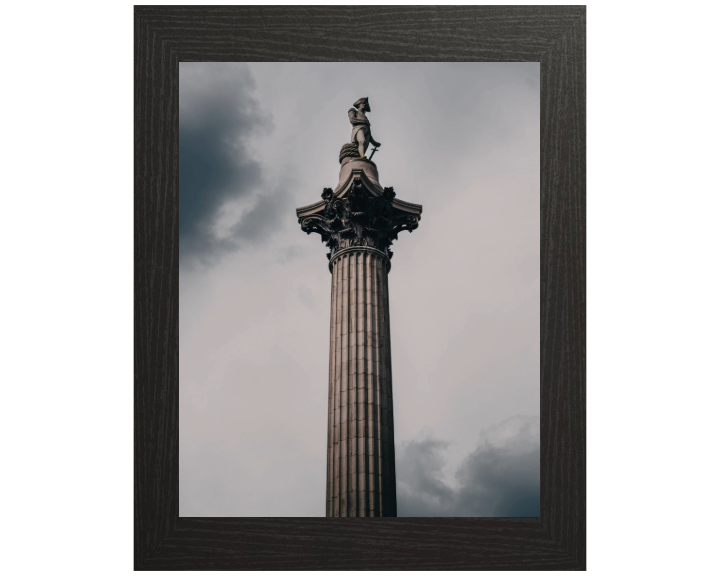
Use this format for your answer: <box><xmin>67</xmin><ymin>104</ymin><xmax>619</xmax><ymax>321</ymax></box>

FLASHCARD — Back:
<box><xmin>353</xmin><ymin>97</ymin><xmax>370</xmax><ymax>112</ymax></box>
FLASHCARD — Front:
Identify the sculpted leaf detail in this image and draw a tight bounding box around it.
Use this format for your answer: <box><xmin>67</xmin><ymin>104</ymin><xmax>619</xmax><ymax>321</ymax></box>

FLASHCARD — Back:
<box><xmin>299</xmin><ymin>181</ymin><xmax>420</xmax><ymax>261</ymax></box>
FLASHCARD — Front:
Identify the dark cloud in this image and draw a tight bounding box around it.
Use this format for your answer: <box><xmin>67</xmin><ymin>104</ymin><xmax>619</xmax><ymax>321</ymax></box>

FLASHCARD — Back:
<box><xmin>395</xmin><ymin>433</ymin><xmax>455</xmax><ymax>516</ymax></box>
<box><xmin>180</xmin><ymin>63</ymin><xmax>540</xmax><ymax>516</ymax></box>
<box><xmin>179</xmin><ymin>63</ymin><xmax>289</xmax><ymax>265</ymax></box>
<box><xmin>397</xmin><ymin>416</ymin><xmax>539</xmax><ymax>517</ymax></box>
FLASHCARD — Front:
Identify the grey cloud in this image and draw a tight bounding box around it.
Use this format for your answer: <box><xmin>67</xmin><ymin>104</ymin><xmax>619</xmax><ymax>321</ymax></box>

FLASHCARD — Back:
<box><xmin>180</xmin><ymin>63</ymin><xmax>539</xmax><ymax>516</ymax></box>
<box><xmin>395</xmin><ymin>432</ymin><xmax>455</xmax><ymax>516</ymax></box>
<box><xmin>397</xmin><ymin>416</ymin><xmax>539</xmax><ymax>517</ymax></box>
<box><xmin>179</xmin><ymin>63</ymin><xmax>290</xmax><ymax>265</ymax></box>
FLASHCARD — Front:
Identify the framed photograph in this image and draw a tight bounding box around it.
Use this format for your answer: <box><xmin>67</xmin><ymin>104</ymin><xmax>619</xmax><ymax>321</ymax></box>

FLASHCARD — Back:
<box><xmin>135</xmin><ymin>5</ymin><xmax>585</xmax><ymax>570</ymax></box>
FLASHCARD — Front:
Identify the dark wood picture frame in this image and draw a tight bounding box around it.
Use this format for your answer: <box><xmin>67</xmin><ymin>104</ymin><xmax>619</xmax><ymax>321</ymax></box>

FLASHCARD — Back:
<box><xmin>135</xmin><ymin>5</ymin><xmax>585</xmax><ymax>570</ymax></box>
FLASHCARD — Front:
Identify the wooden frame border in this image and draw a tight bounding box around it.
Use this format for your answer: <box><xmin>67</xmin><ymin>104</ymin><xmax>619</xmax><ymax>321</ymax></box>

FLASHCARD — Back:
<box><xmin>135</xmin><ymin>5</ymin><xmax>585</xmax><ymax>570</ymax></box>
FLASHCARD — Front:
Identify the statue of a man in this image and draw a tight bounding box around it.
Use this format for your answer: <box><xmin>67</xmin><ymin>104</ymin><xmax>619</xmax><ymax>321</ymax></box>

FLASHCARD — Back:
<box><xmin>348</xmin><ymin>97</ymin><xmax>381</xmax><ymax>160</ymax></box>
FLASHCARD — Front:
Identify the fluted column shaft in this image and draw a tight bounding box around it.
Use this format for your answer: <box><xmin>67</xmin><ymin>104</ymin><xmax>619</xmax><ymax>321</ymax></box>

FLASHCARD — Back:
<box><xmin>326</xmin><ymin>247</ymin><xmax>397</xmax><ymax>517</ymax></box>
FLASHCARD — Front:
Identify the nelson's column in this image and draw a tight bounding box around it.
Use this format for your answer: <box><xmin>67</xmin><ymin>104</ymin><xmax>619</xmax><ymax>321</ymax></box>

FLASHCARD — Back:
<box><xmin>296</xmin><ymin>98</ymin><xmax>422</xmax><ymax>517</ymax></box>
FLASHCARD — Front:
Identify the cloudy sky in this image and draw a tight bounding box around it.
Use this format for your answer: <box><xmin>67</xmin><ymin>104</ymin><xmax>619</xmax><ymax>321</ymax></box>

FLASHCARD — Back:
<box><xmin>179</xmin><ymin>62</ymin><xmax>539</xmax><ymax>517</ymax></box>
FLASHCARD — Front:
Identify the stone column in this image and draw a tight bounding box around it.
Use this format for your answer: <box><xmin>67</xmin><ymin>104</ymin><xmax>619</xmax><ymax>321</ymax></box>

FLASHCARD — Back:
<box><xmin>297</xmin><ymin>159</ymin><xmax>422</xmax><ymax>517</ymax></box>
<box><xmin>327</xmin><ymin>247</ymin><xmax>396</xmax><ymax>517</ymax></box>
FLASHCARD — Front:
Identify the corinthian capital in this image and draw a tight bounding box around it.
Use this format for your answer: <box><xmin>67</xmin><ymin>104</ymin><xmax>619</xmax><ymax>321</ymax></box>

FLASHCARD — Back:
<box><xmin>297</xmin><ymin>170</ymin><xmax>421</xmax><ymax>263</ymax></box>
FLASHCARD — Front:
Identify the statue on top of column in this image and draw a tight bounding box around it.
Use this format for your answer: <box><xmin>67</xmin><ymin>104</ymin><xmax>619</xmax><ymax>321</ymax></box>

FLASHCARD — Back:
<box><xmin>339</xmin><ymin>97</ymin><xmax>382</xmax><ymax>164</ymax></box>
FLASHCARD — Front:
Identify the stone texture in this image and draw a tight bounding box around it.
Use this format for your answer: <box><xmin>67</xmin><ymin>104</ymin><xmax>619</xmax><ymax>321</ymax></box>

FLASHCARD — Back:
<box><xmin>296</xmin><ymin>113</ymin><xmax>422</xmax><ymax>517</ymax></box>
<box><xmin>327</xmin><ymin>247</ymin><xmax>396</xmax><ymax>517</ymax></box>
